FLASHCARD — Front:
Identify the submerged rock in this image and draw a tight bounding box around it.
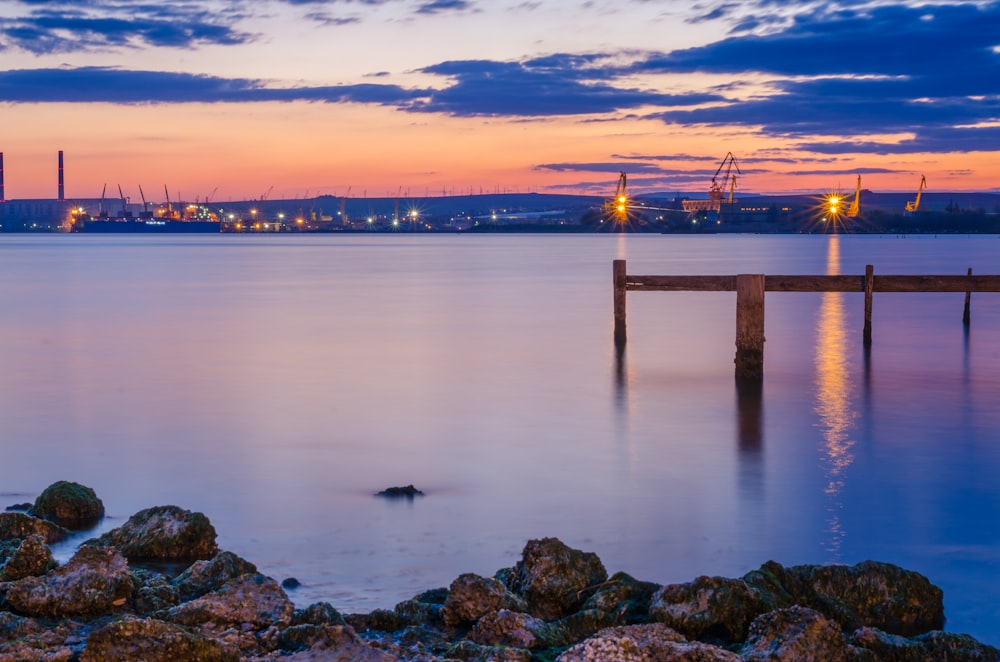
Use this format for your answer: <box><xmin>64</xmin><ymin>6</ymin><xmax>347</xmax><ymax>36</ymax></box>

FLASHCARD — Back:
<box><xmin>6</xmin><ymin>546</ymin><xmax>132</xmax><ymax>619</ymax></box>
<box><xmin>30</xmin><ymin>481</ymin><xmax>105</xmax><ymax>530</ymax></box>
<box><xmin>0</xmin><ymin>512</ymin><xmax>70</xmax><ymax>544</ymax></box>
<box><xmin>85</xmin><ymin>505</ymin><xmax>218</xmax><ymax>562</ymax></box>
<box><xmin>376</xmin><ymin>484</ymin><xmax>424</xmax><ymax>498</ymax></box>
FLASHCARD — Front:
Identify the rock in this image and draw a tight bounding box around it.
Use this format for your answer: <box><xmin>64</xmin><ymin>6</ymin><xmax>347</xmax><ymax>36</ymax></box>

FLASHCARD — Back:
<box><xmin>471</xmin><ymin>608</ymin><xmax>564</xmax><ymax>649</ymax></box>
<box><xmin>277</xmin><ymin>624</ymin><xmax>396</xmax><ymax>660</ymax></box>
<box><xmin>742</xmin><ymin>605</ymin><xmax>853</xmax><ymax>661</ymax></box>
<box><xmin>163</xmin><ymin>573</ymin><xmax>295</xmax><ymax>629</ymax></box>
<box><xmin>649</xmin><ymin>575</ymin><xmax>772</xmax><ymax>644</ymax></box>
<box><xmin>0</xmin><ymin>534</ymin><xmax>57</xmax><ymax>581</ymax></box>
<box><xmin>556</xmin><ymin>623</ymin><xmax>742</xmax><ymax>661</ymax></box>
<box><xmin>86</xmin><ymin>505</ymin><xmax>218</xmax><ymax>562</ymax></box>
<box><xmin>0</xmin><ymin>612</ymin><xmax>83</xmax><ymax>661</ymax></box>
<box><xmin>851</xmin><ymin>626</ymin><xmax>1000</xmax><ymax>661</ymax></box>
<box><xmin>30</xmin><ymin>481</ymin><xmax>105</xmax><ymax>530</ymax></box>
<box><xmin>129</xmin><ymin>568</ymin><xmax>180</xmax><ymax>615</ymax></box>
<box><xmin>79</xmin><ymin>616</ymin><xmax>238</xmax><ymax>662</ymax></box>
<box><xmin>376</xmin><ymin>485</ymin><xmax>424</xmax><ymax>498</ymax></box>
<box><xmin>744</xmin><ymin>560</ymin><xmax>945</xmax><ymax>636</ymax></box>
<box><xmin>506</xmin><ymin>537</ymin><xmax>608</xmax><ymax>621</ymax></box>
<box><xmin>4</xmin><ymin>503</ymin><xmax>32</xmax><ymax>512</ymax></box>
<box><xmin>171</xmin><ymin>550</ymin><xmax>257</xmax><ymax>601</ymax></box>
<box><xmin>6</xmin><ymin>545</ymin><xmax>133</xmax><ymax>619</ymax></box>
<box><xmin>579</xmin><ymin>571</ymin><xmax>660</xmax><ymax>624</ymax></box>
<box><xmin>0</xmin><ymin>512</ymin><xmax>70</xmax><ymax>544</ymax></box>
<box><xmin>445</xmin><ymin>639</ymin><xmax>533</xmax><ymax>661</ymax></box>
<box><xmin>441</xmin><ymin>573</ymin><xmax>527</xmax><ymax>627</ymax></box>
<box><xmin>282</xmin><ymin>576</ymin><xmax>301</xmax><ymax>589</ymax></box>
<box><xmin>293</xmin><ymin>601</ymin><xmax>347</xmax><ymax>627</ymax></box>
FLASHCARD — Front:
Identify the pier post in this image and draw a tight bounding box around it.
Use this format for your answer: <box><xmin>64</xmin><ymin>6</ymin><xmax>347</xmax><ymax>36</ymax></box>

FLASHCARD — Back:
<box><xmin>613</xmin><ymin>259</ymin><xmax>627</xmax><ymax>346</ymax></box>
<box><xmin>964</xmin><ymin>267</ymin><xmax>972</xmax><ymax>326</ymax></box>
<box><xmin>863</xmin><ymin>264</ymin><xmax>874</xmax><ymax>346</ymax></box>
<box><xmin>735</xmin><ymin>274</ymin><xmax>765</xmax><ymax>379</ymax></box>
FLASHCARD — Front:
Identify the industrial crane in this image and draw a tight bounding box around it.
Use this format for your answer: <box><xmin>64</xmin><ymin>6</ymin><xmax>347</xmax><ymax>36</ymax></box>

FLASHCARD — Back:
<box><xmin>846</xmin><ymin>175</ymin><xmax>861</xmax><ymax>218</ymax></box>
<box><xmin>905</xmin><ymin>175</ymin><xmax>926</xmax><ymax>212</ymax></box>
<box><xmin>604</xmin><ymin>172</ymin><xmax>629</xmax><ymax>223</ymax></box>
<box><xmin>709</xmin><ymin>152</ymin><xmax>741</xmax><ymax>209</ymax></box>
<box><xmin>340</xmin><ymin>186</ymin><xmax>351</xmax><ymax>223</ymax></box>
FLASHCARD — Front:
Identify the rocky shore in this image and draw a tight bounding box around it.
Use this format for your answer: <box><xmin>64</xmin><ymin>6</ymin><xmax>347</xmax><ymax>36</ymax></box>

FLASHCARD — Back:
<box><xmin>2</xmin><ymin>482</ymin><xmax>998</xmax><ymax>661</ymax></box>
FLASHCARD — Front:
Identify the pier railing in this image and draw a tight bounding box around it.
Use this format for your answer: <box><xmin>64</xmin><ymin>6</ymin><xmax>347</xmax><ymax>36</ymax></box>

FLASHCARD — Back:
<box><xmin>612</xmin><ymin>260</ymin><xmax>1000</xmax><ymax>379</ymax></box>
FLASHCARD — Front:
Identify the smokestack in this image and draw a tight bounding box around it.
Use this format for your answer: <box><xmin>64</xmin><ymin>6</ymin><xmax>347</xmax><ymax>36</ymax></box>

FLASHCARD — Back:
<box><xmin>58</xmin><ymin>150</ymin><xmax>65</xmax><ymax>201</ymax></box>
<box><xmin>0</xmin><ymin>152</ymin><xmax>5</xmax><ymax>202</ymax></box>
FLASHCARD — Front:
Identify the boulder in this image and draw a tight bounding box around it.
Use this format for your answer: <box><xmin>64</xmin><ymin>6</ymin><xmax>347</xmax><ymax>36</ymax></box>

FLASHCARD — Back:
<box><xmin>742</xmin><ymin>606</ymin><xmax>854</xmax><ymax>661</ymax></box>
<box><xmin>441</xmin><ymin>573</ymin><xmax>527</xmax><ymax>627</ymax></box>
<box><xmin>851</xmin><ymin>626</ymin><xmax>1000</xmax><ymax>661</ymax></box>
<box><xmin>85</xmin><ymin>505</ymin><xmax>218</xmax><ymax>562</ymax></box>
<box><xmin>276</xmin><ymin>624</ymin><xmax>396</xmax><ymax>660</ymax></box>
<box><xmin>0</xmin><ymin>612</ymin><xmax>82</xmax><ymax>661</ymax></box>
<box><xmin>744</xmin><ymin>560</ymin><xmax>945</xmax><ymax>636</ymax></box>
<box><xmin>129</xmin><ymin>568</ymin><xmax>180</xmax><ymax>615</ymax></box>
<box><xmin>556</xmin><ymin>623</ymin><xmax>742</xmax><ymax>661</ymax></box>
<box><xmin>471</xmin><ymin>609</ymin><xmax>565</xmax><ymax>649</ymax></box>
<box><xmin>376</xmin><ymin>485</ymin><xmax>424</xmax><ymax>498</ymax></box>
<box><xmin>649</xmin><ymin>575</ymin><xmax>772</xmax><ymax>644</ymax></box>
<box><xmin>30</xmin><ymin>481</ymin><xmax>105</xmax><ymax>530</ymax></box>
<box><xmin>293</xmin><ymin>601</ymin><xmax>347</xmax><ymax>627</ymax></box>
<box><xmin>6</xmin><ymin>546</ymin><xmax>133</xmax><ymax>619</ymax></box>
<box><xmin>171</xmin><ymin>550</ymin><xmax>257</xmax><ymax>601</ymax></box>
<box><xmin>163</xmin><ymin>573</ymin><xmax>294</xmax><ymax>629</ymax></box>
<box><xmin>506</xmin><ymin>537</ymin><xmax>608</xmax><ymax>621</ymax></box>
<box><xmin>0</xmin><ymin>512</ymin><xmax>70</xmax><ymax>544</ymax></box>
<box><xmin>79</xmin><ymin>616</ymin><xmax>238</xmax><ymax>662</ymax></box>
<box><xmin>0</xmin><ymin>534</ymin><xmax>57</xmax><ymax>581</ymax></box>
<box><xmin>445</xmin><ymin>640</ymin><xmax>533</xmax><ymax>661</ymax></box>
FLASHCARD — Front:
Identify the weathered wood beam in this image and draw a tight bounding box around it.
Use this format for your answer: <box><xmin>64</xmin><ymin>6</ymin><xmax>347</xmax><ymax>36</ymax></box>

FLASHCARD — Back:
<box><xmin>735</xmin><ymin>274</ymin><xmax>765</xmax><ymax>379</ymax></box>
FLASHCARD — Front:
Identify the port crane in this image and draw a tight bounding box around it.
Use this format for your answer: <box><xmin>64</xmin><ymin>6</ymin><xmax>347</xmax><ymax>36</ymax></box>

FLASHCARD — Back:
<box><xmin>138</xmin><ymin>184</ymin><xmax>150</xmax><ymax>216</ymax></box>
<box><xmin>117</xmin><ymin>185</ymin><xmax>130</xmax><ymax>218</ymax></box>
<box><xmin>905</xmin><ymin>175</ymin><xmax>926</xmax><ymax>212</ymax></box>
<box><xmin>846</xmin><ymin>175</ymin><xmax>861</xmax><ymax>218</ymax></box>
<box><xmin>603</xmin><ymin>172</ymin><xmax>629</xmax><ymax>223</ymax></box>
<box><xmin>709</xmin><ymin>152</ymin><xmax>741</xmax><ymax>209</ymax></box>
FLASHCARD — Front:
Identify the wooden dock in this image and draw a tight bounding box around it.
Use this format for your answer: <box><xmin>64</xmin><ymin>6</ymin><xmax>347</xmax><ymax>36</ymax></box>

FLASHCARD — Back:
<box><xmin>612</xmin><ymin>260</ymin><xmax>1000</xmax><ymax>379</ymax></box>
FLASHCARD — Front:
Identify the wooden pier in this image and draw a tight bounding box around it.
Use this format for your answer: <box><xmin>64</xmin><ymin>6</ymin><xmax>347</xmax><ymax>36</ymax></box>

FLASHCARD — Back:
<box><xmin>612</xmin><ymin>259</ymin><xmax>1000</xmax><ymax>379</ymax></box>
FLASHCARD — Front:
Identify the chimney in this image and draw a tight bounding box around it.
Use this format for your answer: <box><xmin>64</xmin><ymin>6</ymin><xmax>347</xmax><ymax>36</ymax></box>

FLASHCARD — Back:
<box><xmin>58</xmin><ymin>150</ymin><xmax>65</xmax><ymax>201</ymax></box>
<box><xmin>0</xmin><ymin>152</ymin><xmax>5</xmax><ymax>202</ymax></box>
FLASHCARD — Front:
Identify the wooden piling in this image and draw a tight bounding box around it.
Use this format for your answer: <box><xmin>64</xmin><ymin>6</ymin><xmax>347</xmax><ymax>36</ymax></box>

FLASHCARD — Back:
<box><xmin>863</xmin><ymin>264</ymin><xmax>874</xmax><ymax>346</ymax></box>
<box><xmin>613</xmin><ymin>259</ymin><xmax>627</xmax><ymax>345</ymax></box>
<box><xmin>735</xmin><ymin>274</ymin><xmax>765</xmax><ymax>379</ymax></box>
<box><xmin>964</xmin><ymin>267</ymin><xmax>972</xmax><ymax>326</ymax></box>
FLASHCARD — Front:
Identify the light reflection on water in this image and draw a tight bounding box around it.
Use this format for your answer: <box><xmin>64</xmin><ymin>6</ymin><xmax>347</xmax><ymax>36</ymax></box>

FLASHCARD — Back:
<box><xmin>814</xmin><ymin>235</ymin><xmax>857</xmax><ymax>558</ymax></box>
<box><xmin>2</xmin><ymin>233</ymin><xmax>1000</xmax><ymax>644</ymax></box>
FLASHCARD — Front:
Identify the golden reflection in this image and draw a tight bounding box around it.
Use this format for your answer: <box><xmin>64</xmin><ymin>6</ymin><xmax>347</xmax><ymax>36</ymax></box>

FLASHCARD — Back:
<box><xmin>815</xmin><ymin>235</ymin><xmax>857</xmax><ymax>558</ymax></box>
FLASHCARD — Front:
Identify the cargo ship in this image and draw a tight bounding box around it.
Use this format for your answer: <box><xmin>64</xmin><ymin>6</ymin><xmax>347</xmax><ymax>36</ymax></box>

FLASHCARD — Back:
<box><xmin>71</xmin><ymin>216</ymin><xmax>221</xmax><ymax>233</ymax></box>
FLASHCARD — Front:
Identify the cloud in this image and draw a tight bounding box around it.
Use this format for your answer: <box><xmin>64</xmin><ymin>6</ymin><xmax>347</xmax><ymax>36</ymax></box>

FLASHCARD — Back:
<box><xmin>637</xmin><ymin>2</ymin><xmax>1000</xmax><ymax>152</ymax></box>
<box><xmin>0</xmin><ymin>2</ymin><xmax>252</xmax><ymax>53</ymax></box>
<box><xmin>416</xmin><ymin>0</ymin><xmax>474</xmax><ymax>14</ymax></box>
<box><xmin>410</xmin><ymin>58</ymin><xmax>722</xmax><ymax>116</ymax></box>
<box><xmin>534</xmin><ymin>162</ymin><xmax>666</xmax><ymax>174</ymax></box>
<box><xmin>0</xmin><ymin>67</ymin><xmax>428</xmax><ymax>104</ymax></box>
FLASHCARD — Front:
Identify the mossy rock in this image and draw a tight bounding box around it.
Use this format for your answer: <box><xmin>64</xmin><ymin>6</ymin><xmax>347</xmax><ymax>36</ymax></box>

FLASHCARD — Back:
<box><xmin>31</xmin><ymin>481</ymin><xmax>105</xmax><ymax>530</ymax></box>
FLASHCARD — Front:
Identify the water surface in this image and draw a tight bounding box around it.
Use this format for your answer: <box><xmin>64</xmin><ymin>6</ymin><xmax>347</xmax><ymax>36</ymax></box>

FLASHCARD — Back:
<box><xmin>2</xmin><ymin>233</ymin><xmax>998</xmax><ymax>643</ymax></box>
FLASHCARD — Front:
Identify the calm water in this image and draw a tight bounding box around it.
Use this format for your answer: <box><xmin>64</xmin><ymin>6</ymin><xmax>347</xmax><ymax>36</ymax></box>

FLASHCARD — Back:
<box><xmin>2</xmin><ymin>233</ymin><xmax>999</xmax><ymax>643</ymax></box>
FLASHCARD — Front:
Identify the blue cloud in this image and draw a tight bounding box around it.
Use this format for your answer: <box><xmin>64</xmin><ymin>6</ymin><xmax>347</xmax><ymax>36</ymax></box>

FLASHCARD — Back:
<box><xmin>640</xmin><ymin>2</ymin><xmax>1000</xmax><ymax>152</ymax></box>
<box><xmin>0</xmin><ymin>3</ymin><xmax>251</xmax><ymax>53</ymax></box>
<box><xmin>0</xmin><ymin>67</ymin><xmax>428</xmax><ymax>104</ymax></box>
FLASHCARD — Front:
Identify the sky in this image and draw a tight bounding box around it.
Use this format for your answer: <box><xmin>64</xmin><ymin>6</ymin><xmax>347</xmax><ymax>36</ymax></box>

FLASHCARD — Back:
<box><xmin>1</xmin><ymin>0</ymin><xmax>998</xmax><ymax>201</ymax></box>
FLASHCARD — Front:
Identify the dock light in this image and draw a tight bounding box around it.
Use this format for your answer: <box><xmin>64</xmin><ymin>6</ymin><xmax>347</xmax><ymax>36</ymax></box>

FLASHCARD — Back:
<box><xmin>827</xmin><ymin>196</ymin><xmax>840</xmax><ymax>213</ymax></box>
<box><xmin>296</xmin><ymin>218</ymin><xmax>304</xmax><ymax>225</ymax></box>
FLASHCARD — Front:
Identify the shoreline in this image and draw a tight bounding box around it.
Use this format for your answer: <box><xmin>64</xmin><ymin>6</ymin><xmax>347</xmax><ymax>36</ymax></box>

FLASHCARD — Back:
<box><xmin>3</xmin><ymin>483</ymin><xmax>999</xmax><ymax>661</ymax></box>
